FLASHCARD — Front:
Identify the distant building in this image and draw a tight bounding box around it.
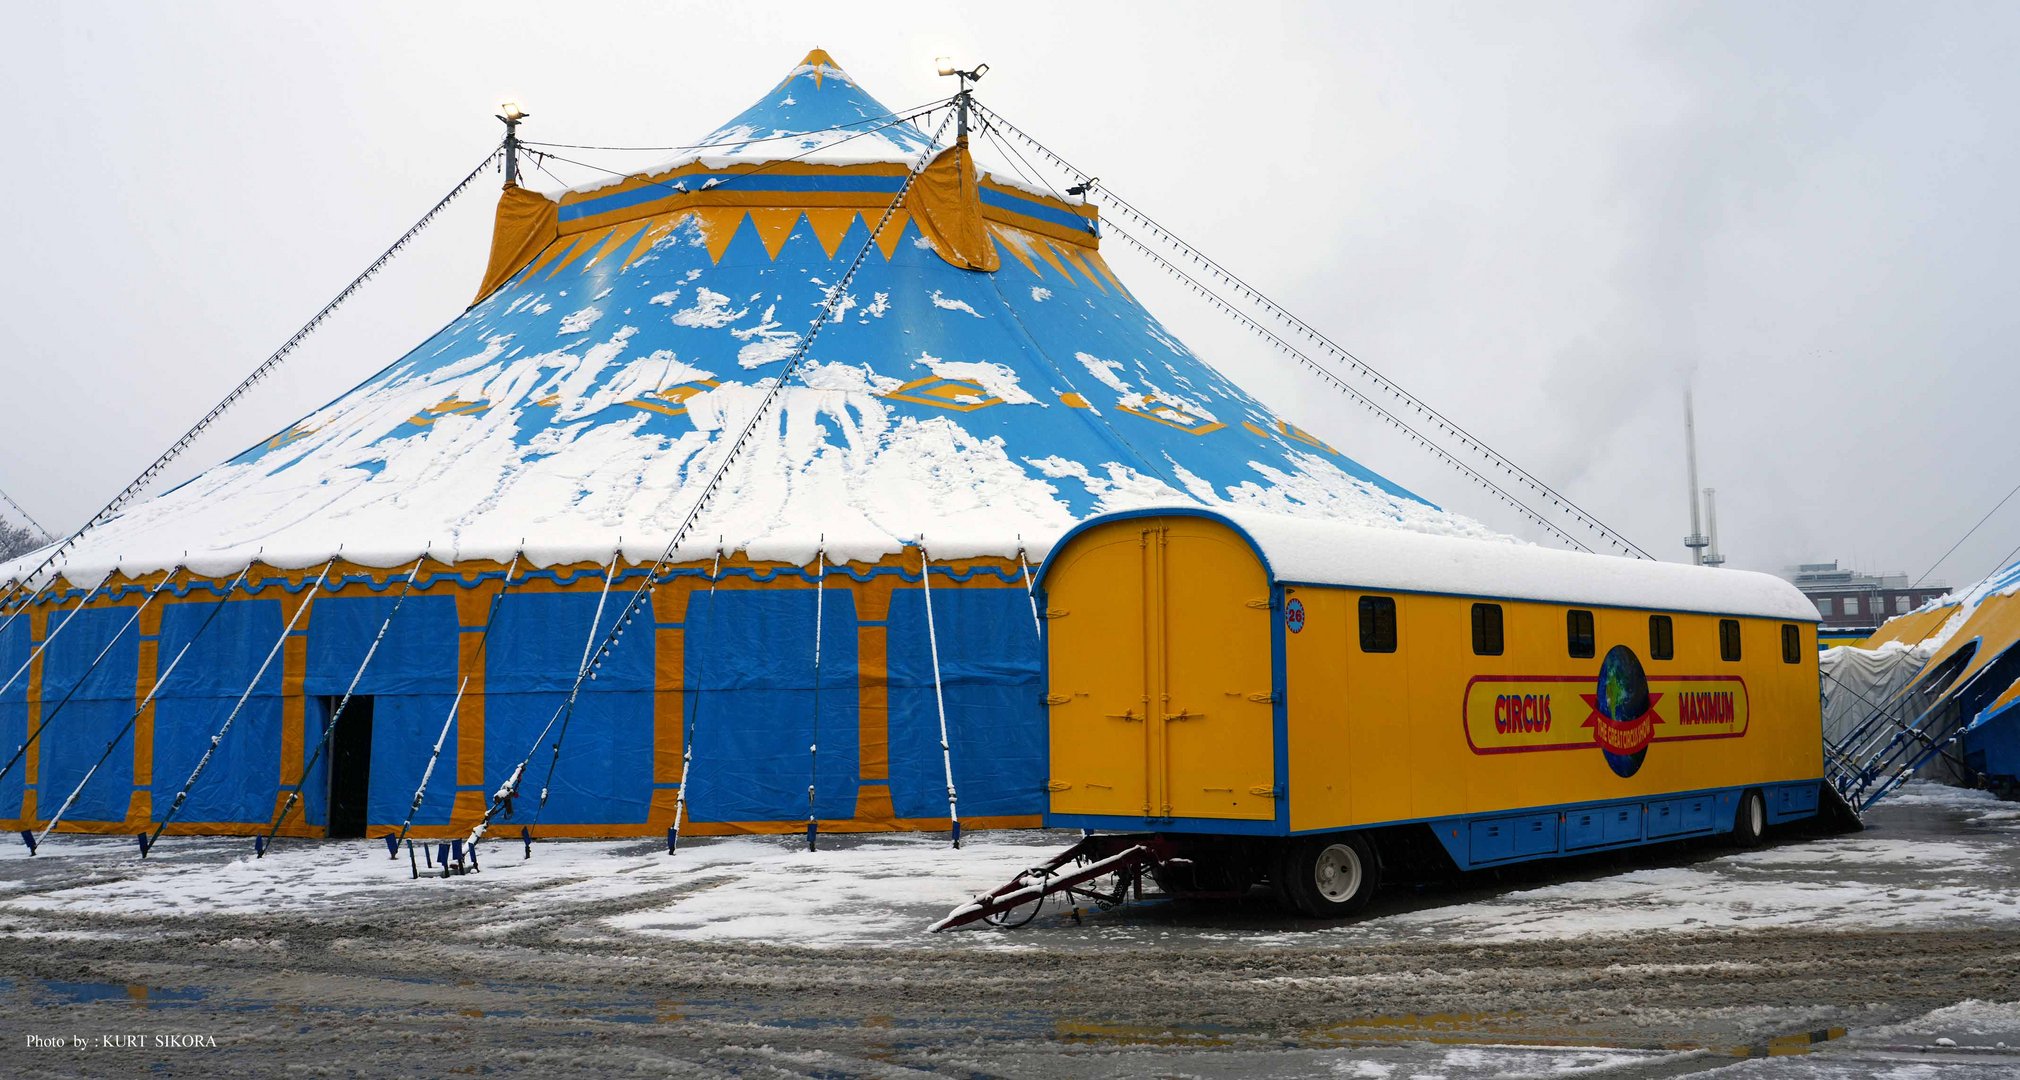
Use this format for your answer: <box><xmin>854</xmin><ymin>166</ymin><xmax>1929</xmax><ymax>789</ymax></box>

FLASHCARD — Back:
<box><xmin>1782</xmin><ymin>562</ymin><xmax>1949</xmax><ymax>631</ymax></box>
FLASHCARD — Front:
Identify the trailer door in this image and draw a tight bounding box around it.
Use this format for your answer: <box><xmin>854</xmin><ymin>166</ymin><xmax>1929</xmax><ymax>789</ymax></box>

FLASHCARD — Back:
<box><xmin>1046</xmin><ymin>516</ymin><xmax>1277</xmax><ymax>823</ymax></box>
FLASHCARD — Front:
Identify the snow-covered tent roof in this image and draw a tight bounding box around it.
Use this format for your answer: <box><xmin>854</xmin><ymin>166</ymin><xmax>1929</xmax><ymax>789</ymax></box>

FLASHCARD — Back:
<box><xmin>8</xmin><ymin>50</ymin><xmax>1503</xmax><ymax>585</ymax></box>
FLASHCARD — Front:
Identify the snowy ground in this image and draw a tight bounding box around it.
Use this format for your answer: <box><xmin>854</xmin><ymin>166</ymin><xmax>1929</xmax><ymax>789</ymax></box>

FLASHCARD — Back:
<box><xmin>2</xmin><ymin>782</ymin><xmax>2017</xmax><ymax>1076</ymax></box>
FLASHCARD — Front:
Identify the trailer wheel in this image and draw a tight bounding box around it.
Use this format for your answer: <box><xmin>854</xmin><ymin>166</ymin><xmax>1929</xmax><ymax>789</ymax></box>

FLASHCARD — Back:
<box><xmin>1732</xmin><ymin>789</ymin><xmax>1767</xmax><ymax>847</ymax></box>
<box><xmin>1283</xmin><ymin>834</ymin><xmax>1380</xmax><ymax>918</ymax></box>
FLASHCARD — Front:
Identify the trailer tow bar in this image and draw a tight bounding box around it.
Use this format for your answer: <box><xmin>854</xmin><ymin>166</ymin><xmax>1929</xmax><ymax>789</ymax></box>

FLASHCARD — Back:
<box><xmin>929</xmin><ymin>833</ymin><xmax>1170</xmax><ymax>932</ymax></box>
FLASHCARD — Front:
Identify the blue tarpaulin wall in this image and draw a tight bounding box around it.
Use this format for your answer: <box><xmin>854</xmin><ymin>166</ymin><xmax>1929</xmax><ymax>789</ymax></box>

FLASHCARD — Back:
<box><xmin>484</xmin><ymin>592</ymin><xmax>654</xmax><ymax>826</ymax></box>
<box><xmin>0</xmin><ymin>615</ymin><xmax>27</xmax><ymax>819</ymax></box>
<box><xmin>681</xmin><ymin>586</ymin><xmax>861</xmax><ymax>822</ymax></box>
<box><xmin>35</xmin><ymin>608</ymin><xmax>143</xmax><ymax>824</ymax></box>
<box><xmin>885</xmin><ymin>587</ymin><xmax>1044</xmax><ymax>819</ymax></box>
<box><xmin>149</xmin><ymin>598</ymin><xmax>282</xmax><ymax>824</ymax></box>
<box><xmin>303</xmin><ymin>594</ymin><xmax>461</xmax><ymax>827</ymax></box>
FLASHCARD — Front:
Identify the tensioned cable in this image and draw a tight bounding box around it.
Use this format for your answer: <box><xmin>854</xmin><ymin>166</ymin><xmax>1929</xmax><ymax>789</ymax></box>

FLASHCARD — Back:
<box><xmin>0</xmin><ymin>145</ymin><xmax>505</xmax><ymax>612</ymax></box>
<box><xmin>146</xmin><ymin>558</ymin><xmax>338</xmax><ymax>855</ymax></box>
<box><xmin>1104</xmin><ymin>217</ymin><xmax>1596</xmax><ymax>553</ymax></box>
<box><xmin>972</xmin><ymin>102</ymin><xmax>1651</xmax><ymax>560</ymax></box>
<box><xmin>33</xmin><ymin>564</ymin><xmax>255</xmax><ymax>844</ymax></box>
<box><xmin>394</xmin><ymin>551</ymin><xmax>524</xmax><ymax>853</ymax></box>
<box><xmin>0</xmin><ymin>481</ymin><xmax>49</xmax><ymax>538</ymax></box>
<box><xmin>519</xmin><ymin>96</ymin><xmax>947</xmax><ymax>154</ymax></box>
<box><xmin>464</xmin><ymin>106</ymin><xmax>961</xmax><ymax>851</ymax></box>
<box><xmin>1911</xmin><ymin>474</ymin><xmax>2020</xmax><ymax>590</ymax></box>
<box><xmin>523</xmin><ymin>97</ymin><xmax>951</xmax><ymax>201</ymax></box>
<box><xmin>262</xmin><ymin>553</ymin><xmax>432</xmax><ymax>853</ymax></box>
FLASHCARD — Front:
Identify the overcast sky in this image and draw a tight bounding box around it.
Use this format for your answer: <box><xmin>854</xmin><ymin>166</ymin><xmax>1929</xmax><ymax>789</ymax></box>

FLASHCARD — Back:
<box><xmin>3</xmin><ymin>2</ymin><xmax>2015</xmax><ymax>586</ymax></box>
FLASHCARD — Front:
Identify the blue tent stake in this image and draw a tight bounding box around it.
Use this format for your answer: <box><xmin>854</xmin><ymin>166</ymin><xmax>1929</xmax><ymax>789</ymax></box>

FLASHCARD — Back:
<box><xmin>406</xmin><ymin>840</ymin><xmax>418</xmax><ymax>879</ymax></box>
<box><xmin>253</xmin><ymin>835</ymin><xmax>266</xmax><ymax>859</ymax></box>
<box><xmin>951</xmin><ymin>820</ymin><xmax>962</xmax><ymax>850</ymax></box>
<box><xmin>806</xmin><ymin>821</ymin><xmax>817</xmax><ymax>852</ymax></box>
<box><xmin>422</xmin><ymin>843</ymin><xmax>433</xmax><ymax>868</ymax></box>
<box><xmin>451</xmin><ymin>839</ymin><xmax>464</xmax><ymax>865</ymax></box>
<box><xmin>383</xmin><ymin>834</ymin><xmax>399</xmax><ymax>859</ymax></box>
<box><xmin>468</xmin><ymin>843</ymin><xmax>479</xmax><ymax>873</ymax></box>
<box><xmin>435</xmin><ymin>843</ymin><xmax>450</xmax><ymax>873</ymax></box>
<box><xmin>667</xmin><ymin>825</ymin><xmax>678</xmax><ymax>855</ymax></box>
<box><xmin>135</xmin><ymin>832</ymin><xmax>150</xmax><ymax>857</ymax></box>
<box><xmin>521</xmin><ymin>826</ymin><xmax>532</xmax><ymax>860</ymax></box>
<box><xmin>20</xmin><ymin>829</ymin><xmax>36</xmax><ymax>855</ymax></box>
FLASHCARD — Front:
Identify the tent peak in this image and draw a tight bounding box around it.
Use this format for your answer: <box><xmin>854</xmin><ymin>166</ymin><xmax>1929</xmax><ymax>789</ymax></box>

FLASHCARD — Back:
<box><xmin>783</xmin><ymin>47</ymin><xmax>854</xmax><ymax>91</ymax></box>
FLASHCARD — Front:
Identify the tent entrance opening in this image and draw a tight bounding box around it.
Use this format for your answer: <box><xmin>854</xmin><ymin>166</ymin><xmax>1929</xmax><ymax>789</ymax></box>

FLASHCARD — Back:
<box><xmin>325</xmin><ymin>696</ymin><xmax>374</xmax><ymax>839</ymax></box>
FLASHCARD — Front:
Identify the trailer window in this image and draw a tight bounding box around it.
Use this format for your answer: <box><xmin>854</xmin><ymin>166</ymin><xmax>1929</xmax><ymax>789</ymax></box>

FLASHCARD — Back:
<box><xmin>1782</xmin><ymin>623</ymin><xmax>1802</xmax><ymax>663</ymax></box>
<box><xmin>1649</xmin><ymin>614</ymin><xmax>1675</xmax><ymax>660</ymax></box>
<box><xmin>1566</xmin><ymin>609</ymin><xmax>1595</xmax><ymax>658</ymax></box>
<box><xmin>1720</xmin><ymin>619</ymin><xmax>1742</xmax><ymax>661</ymax></box>
<box><xmin>1471</xmin><ymin>603</ymin><xmax>1503</xmax><ymax>656</ymax></box>
<box><xmin>1359</xmin><ymin>596</ymin><xmax>1397</xmax><ymax>653</ymax></box>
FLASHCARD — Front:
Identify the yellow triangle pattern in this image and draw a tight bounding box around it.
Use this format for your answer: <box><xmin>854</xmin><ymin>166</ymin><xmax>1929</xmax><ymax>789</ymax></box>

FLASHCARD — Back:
<box><xmin>623</xmin><ymin>214</ymin><xmax>686</xmax><ymax>269</ymax></box>
<box><xmin>749</xmin><ymin>208</ymin><xmax>803</xmax><ymax>259</ymax></box>
<box><xmin>586</xmin><ymin>220</ymin><xmax>648</xmax><ymax>271</ymax></box>
<box><xmin>803</xmin><ymin>208</ymin><xmax>856</xmax><ymax>258</ymax></box>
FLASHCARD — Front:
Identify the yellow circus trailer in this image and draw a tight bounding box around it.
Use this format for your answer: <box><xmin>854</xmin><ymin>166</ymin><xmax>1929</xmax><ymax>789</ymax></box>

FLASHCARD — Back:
<box><xmin>1036</xmin><ymin>507</ymin><xmax>1828</xmax><ymax>917</ymax></box>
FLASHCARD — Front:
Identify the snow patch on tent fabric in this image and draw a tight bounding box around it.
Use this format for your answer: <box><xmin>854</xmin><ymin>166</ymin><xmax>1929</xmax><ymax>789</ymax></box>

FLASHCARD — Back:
<box><xmin>914</xmin><ymin>353</ymin><xmax>1037</xmax><ymax>406</ymax></box>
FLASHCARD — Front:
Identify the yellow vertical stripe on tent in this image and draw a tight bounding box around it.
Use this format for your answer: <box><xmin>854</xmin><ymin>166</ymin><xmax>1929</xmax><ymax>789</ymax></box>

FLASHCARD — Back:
<box><xmin>989</xmin><ymin>225</ymin><xmax>1042</xmax><ymax>276</ymax></box>
<box><xmin>695</xmin><ymin>208</ymin><xmax>748</xmax><ymax>263</ymax></box>
<box><xmin>277</xmin><ymin>614</ymin><xmax>309</xmax><ymax>827</ymax></box>
<box><xmin>854</xmin><ymin>572</ymin><xmax>895</xmax><ymax>827</ymax></box>
<box><xmin>1054</xmin><ymin>244</ymin><xmax>1108</xmax><ymax>293</ymax></box>
<box><xmin>126</xmin><ymin>591</ymin><xmax>164</xmax><ymax>827</ymax></box>
<box><xmin>803</xmin><ymin>208</ymin><xmax>856</xmax><ymax>258</ymax></box>
<box><xmin>869</xmin><ymin>210</ymin><xmax>911</xmax><ymax>261</ymax></box>
<box><xmin>749</xmin><ymin>208</ymin><xmax>803</xmax><ymax>260</ymax></box>
<box><xmin>623</xmin><ymin>214</ymin><xmax>684</xmax><ymax>270</ymax></box>
<box><xmin>546</xmin><ymin>225</ymin><xmax>613</xmax><ymax>278</ymax></box>
<box><xmin>587</xmin><ymin>220</ymin><xmax>649</xmax><ymax>272</ymax></box>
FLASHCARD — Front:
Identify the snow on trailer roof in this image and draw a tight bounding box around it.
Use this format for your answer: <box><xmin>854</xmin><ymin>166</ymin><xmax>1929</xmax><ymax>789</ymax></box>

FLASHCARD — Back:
<box><xmin>1047</xmin><ymin>507</ymin><xmax>1820</xmax><ymax>622</ymax></box>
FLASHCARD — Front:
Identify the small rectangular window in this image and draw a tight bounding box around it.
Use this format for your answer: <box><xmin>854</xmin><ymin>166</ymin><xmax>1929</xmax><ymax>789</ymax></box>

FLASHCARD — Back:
<box><xmin>1894</xmin><ymin>595</ymin><xmax>1910</xmax><ymax>614</ymax></box>
<box><xmin>1720</xmin><ymin>618</ymin><xmax>1742</xmax><ymax>661</ymax></box>
<box><xmin>1471</xmin><ymin>603</ymin><xmax>1503</xmax><ymax>656</ymax></box>
<box><xmin>1649</xmin><ymin>614</ymin><xmax>1675</xmax><ymax>660</ymax></box>
<box><xmin>1567</xmin><ymin>609</ymin><xmax>1595</xmax><ymax>659</ymax></box>
<box><xmin>1359</xmin><ymin>596</ymin><xmax>1397</xmax><ymax>653</ymax></box>
<box><xmin>1815</xmin><ymin>597</ymin><xmax>1833</xmax><ymax>616</ymax></box>
<box><xmin>1782</xmin><ymin>623</ymin><xmax>1802</xmax><ymax>663</ymax></box>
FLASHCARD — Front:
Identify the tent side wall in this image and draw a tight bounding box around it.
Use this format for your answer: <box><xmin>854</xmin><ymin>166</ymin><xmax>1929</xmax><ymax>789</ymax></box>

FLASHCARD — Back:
<box><xmin>1</xmin><ymin>553</ymin><xmax>1045</xmax><ymax>840</ymax></box>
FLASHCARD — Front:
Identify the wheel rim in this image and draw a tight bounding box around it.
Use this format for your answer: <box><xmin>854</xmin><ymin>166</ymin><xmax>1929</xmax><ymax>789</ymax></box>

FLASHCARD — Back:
<box><xmin>1749</xmin><ymin>795</ymin><xmax>1765</xmax><ymax>835</ymax></box>
<box><xmin>1312</xmin><ymin>843</ymin><xmax>1362</xmax><ymax>902</ymax></box>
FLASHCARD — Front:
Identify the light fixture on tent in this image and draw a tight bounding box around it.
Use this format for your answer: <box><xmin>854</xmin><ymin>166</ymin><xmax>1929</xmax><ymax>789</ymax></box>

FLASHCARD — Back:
<box><xmin>935</xmin><ymin>58</ymin><xmax>989</xmax><ymax>137</ymax></box>
<box><xmin>496</xmin><ymin>98</ymin><xmax>531</xmax><ymax>186</ymax></box>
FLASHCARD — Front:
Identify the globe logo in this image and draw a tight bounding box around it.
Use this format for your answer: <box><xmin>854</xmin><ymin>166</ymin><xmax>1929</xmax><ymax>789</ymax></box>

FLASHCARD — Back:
<box><xmin>1583</xmin><ymin>644</ymin><xmax>1663</xmax><ymax>778</ymax></box>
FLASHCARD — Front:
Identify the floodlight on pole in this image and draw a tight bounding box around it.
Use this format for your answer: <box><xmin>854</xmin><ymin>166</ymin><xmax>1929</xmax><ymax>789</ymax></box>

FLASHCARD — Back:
<box><xmin>936</xmin><ymin>59</ymin><xmax>989</xmax><ymax>139</ymax></box>
<box><xmin>495</xmin><ymin>98</ymin><xmax>531</xmax><ymax>186</ymax></box>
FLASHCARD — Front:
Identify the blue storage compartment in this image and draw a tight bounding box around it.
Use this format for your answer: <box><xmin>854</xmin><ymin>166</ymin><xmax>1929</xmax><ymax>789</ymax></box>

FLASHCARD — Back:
<box><xmin>1647</xmin><ymin>798</ymin><xmax>1683</xmax><ymax>837</ymax></box>
<box><xmin>1566</xmin><ymin>808</ymin><xmax>1605</xmax><ymax>849</ymax></box>
<box><xmin>1602</xmin><ymin>805</ymin><xmax>1641</xmax><ymax>843</ymax></box>
<box><xmin>1469</xmin><ymin>812</ymin><xmax>1559</xmax><ymax>864</ymax></box>
<box><xmin>1774</xmin><ymin>782</ymin><xmax>1820</xmax><ymax>818</ymax></box>
<box><xmin>1678</xmin><ymin>795</ymin><xmax>1714</xmax><ymax>833</ymax></box>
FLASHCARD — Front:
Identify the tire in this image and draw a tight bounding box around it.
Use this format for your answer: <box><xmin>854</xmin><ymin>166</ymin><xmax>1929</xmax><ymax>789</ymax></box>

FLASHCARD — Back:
<box><xmin>1732</xmin><ymin>789</ymin><xmax>1767</xmax><ymax>847</ymax></box>
<box><xmin>1282</xmin><ymin>834</ymin><xmax>1380</xmax><ymax>918</ymax></box>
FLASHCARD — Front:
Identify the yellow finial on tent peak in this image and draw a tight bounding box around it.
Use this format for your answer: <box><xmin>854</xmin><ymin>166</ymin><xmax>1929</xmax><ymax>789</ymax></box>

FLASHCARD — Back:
<box><xmin>796</xmin><ymin>48</ymin><xmax>848</xmax><ymax>89</ymax></box>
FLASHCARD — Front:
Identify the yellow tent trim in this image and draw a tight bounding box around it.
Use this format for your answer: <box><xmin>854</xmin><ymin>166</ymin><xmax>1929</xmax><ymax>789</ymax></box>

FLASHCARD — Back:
<box><xmin>1861</xmin><ymin>603</ymin><xmax>1957</xmax><ymax>648</ymax></box>
<box><xmin>749</xmin><ymin>207</ymin><xmax>803</xmax><ymax>259</ymax></box>
<box><xmin>587</xmin><ymin>219</ymin><xmax>649</xmax><ymax>270</ymax></box>
<box><xmin>902</xmin><ymin>139</ymin><xmax>1000</xmax><ymax>273</ymax></box>
<box><xmin>623</xmin><ymin>214</ymin><xmax>685</xmax><ymax>269</ymax></box>
<box><xmin>989</xmin><ymin>225</ymin><xmax>1042</xmax><ymax>277</ymax></box>
<box><xmin>472</xmin><ymin>184</ymin><xmax>560</xmax><ymax>303</ymax></box>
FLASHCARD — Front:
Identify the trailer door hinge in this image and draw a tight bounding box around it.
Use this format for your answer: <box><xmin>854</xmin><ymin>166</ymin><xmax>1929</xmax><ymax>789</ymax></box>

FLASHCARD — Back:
<box><xmin>1045</xmin><ymin>780</ymin><xmax>1072</xmax><ymax>792</ymax></box>
<box><xmin>1042</xmin><ymin>607</ymin><xmax>1069</xmax><ymax>619</ymax></box>
<box><xmin>1163</xmin><ymin>709</ymin><xmax>1205</xmax><ymax>722</ymax></box>
<box><xmin>1243</xmin><ymin>691</ymin><xmax>1278</xmax><ymax>704</ymax></box>
<box><xmin>1249</xmin><ymin>785</ymin><xmax>1281</xmax><ymax>798</ymax></box>
<box><xmin>1042</xmin><ymin>693</ymin><xmax>1072</xmax><ymax>706</ymax></box>
<box><xmin>1245</xmin><ymin>597</ymin><xmax>1272</xmax><ymax>610</ymax></box>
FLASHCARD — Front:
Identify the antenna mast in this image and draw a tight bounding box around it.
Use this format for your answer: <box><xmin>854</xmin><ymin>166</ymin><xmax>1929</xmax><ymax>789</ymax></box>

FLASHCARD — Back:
<box><xmin>1683</xmin><ymin>388</ymin><xmax>1709</xmax><ymax>565</ymax></box>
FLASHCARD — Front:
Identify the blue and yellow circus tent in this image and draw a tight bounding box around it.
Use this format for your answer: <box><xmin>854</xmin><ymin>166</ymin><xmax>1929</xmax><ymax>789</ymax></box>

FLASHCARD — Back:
<box><xmin>0</xmin><ymin>51</ymin><xmax>1485</xmax><ymax>841</ymax></box>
